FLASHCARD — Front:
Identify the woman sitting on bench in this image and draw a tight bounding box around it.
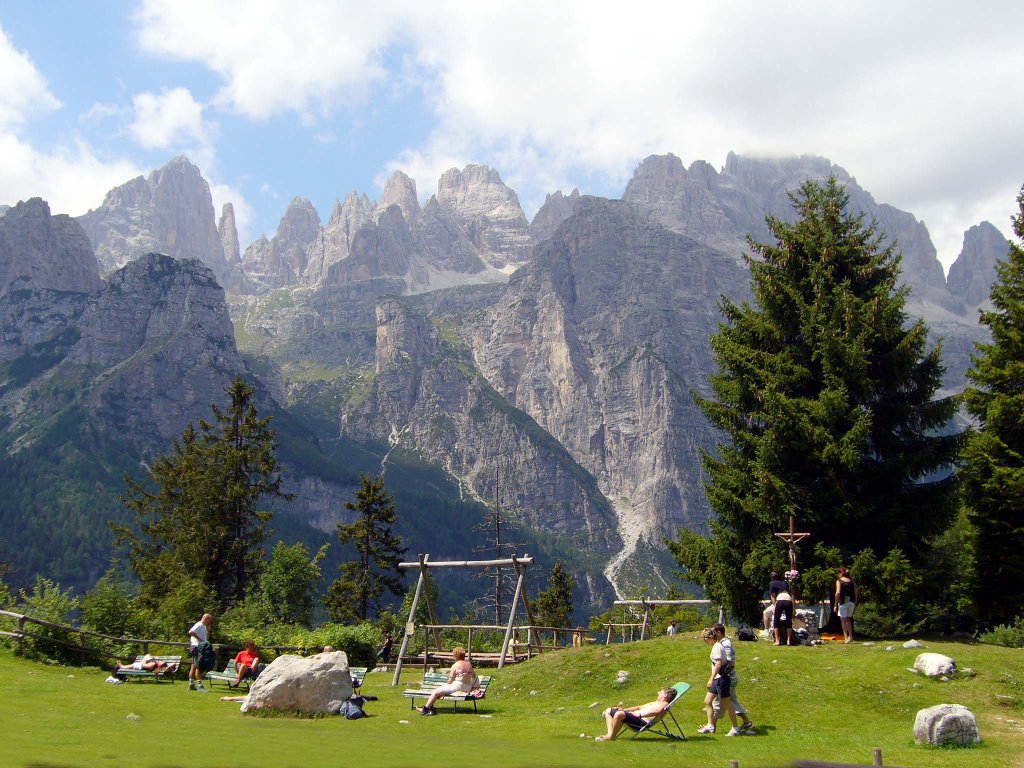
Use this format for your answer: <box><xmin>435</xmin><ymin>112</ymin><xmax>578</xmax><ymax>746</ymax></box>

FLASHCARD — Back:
<box><xmin>416</xmin><ymin>647</ymin><xmax>478</xmax><ymax>716</ymax></box>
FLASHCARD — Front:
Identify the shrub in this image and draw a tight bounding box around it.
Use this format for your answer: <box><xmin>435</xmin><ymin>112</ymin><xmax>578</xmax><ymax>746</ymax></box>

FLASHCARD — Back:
<box><xmin>15</xmin><ymin>576</ymin><xmax>80</xmax><ymax>662</ymax></box>
<box><xmin>80</xmin><ymin>570</ymin><xmax>146</xmax><ymax>662</ymax></box>
<box><xmin>980</xmin><ymin>616</ymin><xmax>1024</xmax><ymax>648</ymax></box>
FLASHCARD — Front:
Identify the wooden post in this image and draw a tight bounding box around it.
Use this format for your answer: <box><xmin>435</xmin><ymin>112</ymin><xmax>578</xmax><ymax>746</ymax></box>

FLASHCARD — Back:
<box><xmin>392</xmin><ymin>554</ymin><xmax>428</xmax><ymax>686</ymax></box>
<box><xmin>606</xmin><ymin>624</ymin><xmax>612</xmax><ymax>644</ymax></box>
<box><xmin>730</xmin><ymin>761</ymin><xmax>740</xmax><ymax>768</ymax></box>
<box><xmin>873</xmin><ymin>747</ymin><xmax>883</xmax><ymax>766</ymax></box>
<box><xmin>640</xmin><ymin>598</ymin><xmax>650</xmax><ymax>641</ymax></box>
<box><xmin>421</xmin><ymin>558</ymin><xmax>442</xmax><ymax>652</ymax></box>
<box><xmin>466</xmin><ymin>627</ymin><xmax>473</xmax><ymax>662</ymax></box>
<box><xmin>17</xmin><ymin>615</ymin><xmax>25</xmax><ymax>656</ymax></box>
<box><xmin>718</xmin><ymin>605</ymin><xmax>728</xmax><ymax>625</ymax></box>
<box><xmin>498</xmin><ymin>557</ymin><xmax>527</xmax><ymax>668</ymax></box>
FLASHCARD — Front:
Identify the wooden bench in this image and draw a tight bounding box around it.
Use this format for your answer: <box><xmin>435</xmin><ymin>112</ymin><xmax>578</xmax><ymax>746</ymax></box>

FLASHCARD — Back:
<box><xmin>115</xmin><ymin>656</ymin><xmax>181</xmax><ymax>683</ymax></box>
<box><xmin>206</xmin><ymin>659</ymin><xmax>248</xmax><ymax>688</ymax></box>
<box><xmin>402</xmin><ymin>672</ymin><xmax>492</xmax><ymax>712</ymax></box>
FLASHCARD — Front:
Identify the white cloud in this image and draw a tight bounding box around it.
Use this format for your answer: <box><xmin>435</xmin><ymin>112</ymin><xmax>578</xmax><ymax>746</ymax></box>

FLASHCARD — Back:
<box><xmin>134</xmin><ymin>0</ymin><xmax>401</xmax><ymax>120</ymax></box>
<box><xmin>0</xmin><ymin>24</ymin><xmax>61</xmax><ymax>129</ymax></box>
<box><xmin>0</xmin><ymin>131</ymin><xmax>141</xmax><ymax>216</ymax></box>
<box><xmin>130</xmin><ymin>2</ymin><xmax>1024</xmax><ymax>270</ymax></box>
<box><xmin>129</xmin><ymin>86</ymin><xmax>210</xmax><ymax>150</ymax></box>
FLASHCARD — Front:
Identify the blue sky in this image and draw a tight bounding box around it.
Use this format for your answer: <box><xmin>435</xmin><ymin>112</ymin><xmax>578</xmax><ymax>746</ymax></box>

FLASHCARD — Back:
<box><xmin>1</xmin><ymin>1</ymin><xmax>1022</xmax><ymax>271</ymax></box>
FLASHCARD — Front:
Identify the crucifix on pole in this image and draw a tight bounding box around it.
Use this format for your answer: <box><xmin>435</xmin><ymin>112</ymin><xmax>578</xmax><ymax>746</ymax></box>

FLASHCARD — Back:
<box><xmin>774</xmin><ymin>515</ymin><xmax>810</xmax><ymax>597</ymax></box>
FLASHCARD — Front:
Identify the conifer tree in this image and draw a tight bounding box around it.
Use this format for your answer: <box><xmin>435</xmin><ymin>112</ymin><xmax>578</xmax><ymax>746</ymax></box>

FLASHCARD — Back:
<box><xmin>962</xmin><ymin>185</ymin><xmax>1024</xmax><ymax>627</ymax></box>
<box><xmin>115</xmin><ymin>377</ymin><xmax>288</xmax><ymax>609</ymax></box>
<box><xmin>533</xmin><ymin>561</ymin><xmax>577</xmax><ymax>629</ymax></box>
<box><xmin>325</xmin><ymin>474</ymin><xmax>408</xmax><ymax>623</ymax></box>
<box><xmin>669</xmin><ymin>178</ymin><xmax>961</xmax><ymax>622</ymax></box>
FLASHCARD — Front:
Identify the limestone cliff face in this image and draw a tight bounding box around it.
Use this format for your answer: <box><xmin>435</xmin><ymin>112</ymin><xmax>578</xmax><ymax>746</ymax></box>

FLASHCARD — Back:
<box><xmin>341</xmin><ymin>297</ymin><xmax>621</xmax><ymax>557</ymax></box>
<box><xmin>303</xmin><ymin>192</ymin><xmax>376</xmax><ymax>286</ymax></box>
<box><xmin>0</xmin><ymin>253</ymin><xmax>247</xmax><ymax>455</ymax></box>
<box><xmin>435</xmin><ymin>165</ymin><xmax>532</xmax><ymax>272</ymax></box>
<box><xmin>377</xmin><ymin>171</ymin><xmax>421</xmax><ymax>223</ymax></box>
<box><xmin>470</xmin><ymin>198</ymin><xmax>748</xmax><ymax>587</ymax></box>
<box><xmin>947</xmin><ymin>221</ymin><xmax>1010</xmax><ymax>307</ymax></box>
<box><xmin>242</xmin><ymin>197</ymin><xmax>321</xmax><ymax>292</ymax></box>
<box><xmin>0</xmin><ymin>198</ymin><xmax>101</xmax><ymax>296</ymax></box>
<box><xmin>624</xmin><ymin>152</ymin><xmax>949</xmax><ymax>294</ymax></box>
<box><xmin>529</xmin><ymin>189</ymin><xmax>582</xmax><ymax>244</ymax></box>
<box><xmin>77</xmin><ymin>156</ymin><xmax>230</xmax><ymax>286</ymax></box>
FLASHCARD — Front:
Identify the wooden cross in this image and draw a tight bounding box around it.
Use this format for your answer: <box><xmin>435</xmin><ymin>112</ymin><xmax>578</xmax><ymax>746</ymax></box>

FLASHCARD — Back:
<box><xmin>774</xmin><ymin>515</ymin><xmax>811</xmax><ymax>574</ymax></box>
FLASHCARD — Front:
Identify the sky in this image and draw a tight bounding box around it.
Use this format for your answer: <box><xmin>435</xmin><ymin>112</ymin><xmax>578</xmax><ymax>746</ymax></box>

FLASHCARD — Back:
<box><xmin>0</xmin><ymin>1</ymin><xmax>1021</xmax><ymax>273</ymax></box>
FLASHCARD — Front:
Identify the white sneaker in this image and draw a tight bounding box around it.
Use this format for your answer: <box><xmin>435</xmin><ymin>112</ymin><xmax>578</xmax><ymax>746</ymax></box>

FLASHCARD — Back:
<box><xmin>726</xmin><ymin>727</ymin><xmax>742</xmax><ymax>736</ymax></box>
<box><xmin>696</xmin><ymin>724</ymin><xmax>716</xmax><ymax>734</ymax></box>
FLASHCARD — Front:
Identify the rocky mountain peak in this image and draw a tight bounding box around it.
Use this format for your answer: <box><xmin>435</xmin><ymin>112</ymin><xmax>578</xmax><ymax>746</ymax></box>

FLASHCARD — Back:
<box><xmin>0</xmin><ymin>197</ymin><xmax>101</xmax><ymax>296</ymax></box>
<box><xmin>435</xmin><ymin>164</ymin><xmax>531</xmax><ymax>271</ymax></box>
<box><xmin>240</xmin><ymin>197</ymin><xmax>321</xmax><ymax>292</ymax></box>
<box><xmin>76</xmin><ymin>155</ymin><xmax>230</xmax><ymax>286</ymax></box>
<box><xmin>947</xmin><ymin>221</ymin><xmax>1010</xmax><ymax>307</ymax></box>
<box><xmin>218</xmin><ymin>203</ymin><xmax>240</xmax><ymax>267</ymax></box>
<box><xmin>529</xmin><ymin>188</ymin><xmax>582</xmax><ymax>244</ymax></box>
<box><xmin>378</xmin><ymin>171</ymin><xmax>420</xmax><ymax>223</ymax></box>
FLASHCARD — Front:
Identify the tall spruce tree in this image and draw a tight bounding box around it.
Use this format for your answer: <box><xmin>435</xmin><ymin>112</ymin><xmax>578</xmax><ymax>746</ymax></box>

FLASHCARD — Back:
<box><xmin>669</xmin><ymin>178</ymin><xmax>961</xmax><ymax>622</ymax></box>
<box><xmin>115</xmin><ymin>377</ymin><xmax>288</xmax><ymax>609</ymax></box>
<box><xmin>533</xmin><ymin>561</ymin><xmax>577</xmax><ymax>629</ymax></box>
<box><xmin>962</xmin><ymin>185</ymin><xmax>1024</xmax><ymax>627</ymax></box>
<box><xmin>325</xmin><ymin>474</ymin><xmax>407</xmax><ymax>623</ymax></box>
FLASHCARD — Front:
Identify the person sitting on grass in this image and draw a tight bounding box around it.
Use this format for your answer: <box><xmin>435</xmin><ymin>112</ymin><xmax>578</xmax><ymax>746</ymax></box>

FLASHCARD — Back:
<box><xmin>112</xmin><ymin>654</ymin><xmax>174</xmax><ymax>678</ymax></box>
<box><xmin>595</xmin><ymin>686</ymin><xmax>677</xmax><ymax>742</ymax></box>
<box><xmin>416</xmin><ymin>646</ymin><xmax>477</xmax><ymax>716</ymax></box>
<box><xmin>230</xmin><ymin>641</ymin><xmax>263</xmax><ymax>688</ymax></box>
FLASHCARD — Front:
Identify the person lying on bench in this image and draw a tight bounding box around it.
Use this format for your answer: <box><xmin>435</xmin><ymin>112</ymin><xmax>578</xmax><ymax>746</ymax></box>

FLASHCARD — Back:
<box><xmin>595</xmin><ymin>687</ymin><xmax>677</xmax><ymax>741</ymax></box>
<box><xmin>416</xmin><ymin>646</ymin><xmax>478</xmax><ymax>716</ymax></box>
<box><xmin>230</xmin><ymin>641</ymin><xmax>264</xmax><ymax>688</ymax></box>
<box><xmin>112</xmin><ymin>654</ymin><xmax>174</xmax><ymax>677</ymax></box>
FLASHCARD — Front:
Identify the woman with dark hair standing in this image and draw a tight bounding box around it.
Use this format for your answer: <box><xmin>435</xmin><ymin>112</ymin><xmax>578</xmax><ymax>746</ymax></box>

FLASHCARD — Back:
<box><xmin>835</xmin><ymin>567</ymin><xmax>859</xmax><ymax>643</ymax></box>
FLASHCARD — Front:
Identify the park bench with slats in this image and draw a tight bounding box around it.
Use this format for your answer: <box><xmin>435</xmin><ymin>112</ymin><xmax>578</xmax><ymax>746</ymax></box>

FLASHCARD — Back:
<box><xmin>402</xmin><ymin>672</ymin><xmax>492</xmax><ymax>712</ymax></box>
<box><xmin>115</xmin><ymin>655</ymin><xmax>181</xmax><ymax>682</ymax></box>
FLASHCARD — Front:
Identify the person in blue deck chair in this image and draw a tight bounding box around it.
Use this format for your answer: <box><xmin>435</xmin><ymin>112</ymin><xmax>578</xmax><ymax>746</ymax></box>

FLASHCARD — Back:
<box><xmin>595</xmin><ymin>687</ymin><xmax>677</xmax><ymax>741</ymax></box>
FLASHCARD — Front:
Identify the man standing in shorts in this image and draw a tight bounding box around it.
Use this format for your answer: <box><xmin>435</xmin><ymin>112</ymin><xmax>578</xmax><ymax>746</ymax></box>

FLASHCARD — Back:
<box><xmin>188</xmin><ymin>613</ymin><xmax>213</xmax><ymax>691</ymax></box>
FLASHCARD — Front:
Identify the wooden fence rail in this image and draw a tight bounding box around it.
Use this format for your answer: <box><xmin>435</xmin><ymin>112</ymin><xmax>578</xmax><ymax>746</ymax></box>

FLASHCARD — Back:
<box><xmin>0</xmin><ymin>609</ymin><xmax>329</xmax><ymax>668</ymax></box>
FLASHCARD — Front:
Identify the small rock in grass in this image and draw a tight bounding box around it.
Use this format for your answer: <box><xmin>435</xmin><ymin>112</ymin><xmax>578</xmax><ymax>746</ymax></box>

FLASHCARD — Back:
<box><xmin>913</xmin><ymin>683</ymin><xmax>922</xmax><ymax>688</ymax></box>
<box><xmin>750</xmin><ymin>678</ymin><xmax>760</xmax><ymax>683</ymax></box>
<box><xmin>907</xmin><ymin>668</ymin><xmax>919</xmax><ymax>674</ymax></box>
<box><xmin>579</xmin><ymin>733</ymin><xmax>588</xmax><ymax>739</ymax></box>
<box><xmin>903</xmin><ymin>639</ymin><xmax>924</xmax><ymax>649</ymax></box>
<box><xmin>960</xmin><ymin>667</ymin><xmax>976</xmax><ymax>677</ymax></box>
<box><xmin>772</xmin><ymin>659</ymin><xmax>778</xmax><ymax>664</ymax></box>
<box><xmin>589</xmin><ymin>702</ymin><xmax>600</xmax><ymax>709</ymax></box>
<box><xmin>126</xmin><ymin>713</ymin><xmax>141</xmax><ymax>721</ymax></box>
<box><xmin>399</xmin><ymin>720</ymin><xmax>409</xmax><ymax>724</ymax></box>
<box><xmin>940</xmin><ymin>676</ymin><xmax>949</xmax><ymax>682</ymax></box>
<box><xmin>863</xmin><ymin>642</ymin><xmax>875</xmax><ymax>647</ymax></box>
<box><xmin>479</xmin><ymin>715</ymin><xmax>493</xmax><ymax>718</ymax></box>
<box><xmin>886</xmin><ymin>646</ymin><xmax>894</xmax><ymax>652</ymax></box>
<box><xmin>530</xmin><ymin>690</ymin><xmax>538</xmax><ymax>695</ymax></box>
<box><xmin>67</xmin><ymin>674</ymin><xmax>75</xmax><ymax>678</ymax></box>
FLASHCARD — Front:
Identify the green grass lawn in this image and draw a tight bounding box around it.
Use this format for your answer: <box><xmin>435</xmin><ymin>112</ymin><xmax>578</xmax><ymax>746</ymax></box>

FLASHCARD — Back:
<box><xmin>2</xmin><ymin>634</ymin><xmax>1023</xmax><ymax>768</ymax></box>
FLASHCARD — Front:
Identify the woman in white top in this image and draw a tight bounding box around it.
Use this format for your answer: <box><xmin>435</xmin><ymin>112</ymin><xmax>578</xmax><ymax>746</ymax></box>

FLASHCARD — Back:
<box><xmin>417</xmin><ymin>647</ymin><xmax>478</xmax><ymax>716</ymax></box>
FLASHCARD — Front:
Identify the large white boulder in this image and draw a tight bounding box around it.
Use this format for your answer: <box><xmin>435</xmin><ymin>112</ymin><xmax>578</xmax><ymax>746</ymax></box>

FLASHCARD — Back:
<box><xmin>241</xmin><ymin>651</ymin><xmax>353</xmax><ymax>715</ymax></box>
<box><xmin>913</xmin><ymin>704</ymin><xmax>980</xmax><ymax>746</ymax></box>
<box><xmin>913</xmin><ymin>652</ymin><xmax>956</xmax><ymax>677</ymax></box>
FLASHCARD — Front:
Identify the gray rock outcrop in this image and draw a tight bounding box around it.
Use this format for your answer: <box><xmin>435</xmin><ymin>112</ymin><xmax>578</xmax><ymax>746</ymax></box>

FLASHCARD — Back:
<box><xmin>77</xmin><ymin>156</ymin><xmax>231</xmax><ymax>286</ymax></box>
<box><xmin>471</xmin><ymin>197</ymin><xmax>747</xmax><ymax>588</ymax></box>
<box><xmin>947</xmin><ymin>221</ymin><xmax>1010</xmax><ymax>307</ymax></box>
<box><xmin>303</xmin><ymin>192</ymin><xmax>376</xmax><ymax>287</ymax></box>
<box><xmin>0</xmin><ymin>198</ymin><xmax>101</xmax><ymax>296</ymax></box>
<box><xmin>913</xmin><ymin>704</ymin><xmax>980</xmax><ymax>746</ymax></box>
<box><xmin>377</xmin><ymin>170</ymin><xmax>420</xmax><ymax>223</ymax></box>
<box><xmin>1</xmin><ymin>252</ymin><xmax>247</xmax><ymax>451</ymax></box>
<box><xmin>436</xmin><ymin>164</ymin><xmax>532</xmax><ymax>271</ymax></box>
<box><xmin>240</xmin><ymin>652</ymin><xmax>353</xmax><ymax>715</ymax></box>
<box><xmin>341</xmin><ymin>297</ymin><xmax>621</xmax><ymax>561</ymax></box>
<box><xmin>530</xmin><ymin>188</ymin><xmax>582</xmax><ymax>244</ymax></box>
<box><xmin>242</xmin><ymin>197</ymin><xmax>321</xmax><ymax>292</ymax></box>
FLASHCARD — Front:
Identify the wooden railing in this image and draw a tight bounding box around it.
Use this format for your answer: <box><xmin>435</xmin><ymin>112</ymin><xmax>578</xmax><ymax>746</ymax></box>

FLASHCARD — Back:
<box><xmin>0</xmin><ymin>609</ymin><xmax>329</xmax><ymax>669</ymax></box>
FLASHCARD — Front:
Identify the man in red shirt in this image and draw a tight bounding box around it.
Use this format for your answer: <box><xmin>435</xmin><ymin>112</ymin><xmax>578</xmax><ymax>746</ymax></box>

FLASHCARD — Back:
<box><xmin>231</xmin><ymin>641</ymin><xmax>263</xmax><ymax>688</ymax></box>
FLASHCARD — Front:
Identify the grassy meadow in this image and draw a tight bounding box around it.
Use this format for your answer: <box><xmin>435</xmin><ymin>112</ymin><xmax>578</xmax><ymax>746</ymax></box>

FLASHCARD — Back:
<box><xmin>2</xmin><ymin>634</ymin><xmax>1023</xmax><ymax>768</ymax></box>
